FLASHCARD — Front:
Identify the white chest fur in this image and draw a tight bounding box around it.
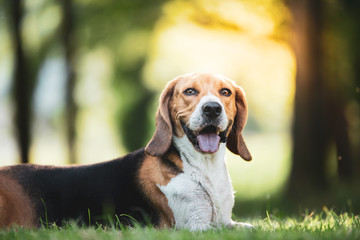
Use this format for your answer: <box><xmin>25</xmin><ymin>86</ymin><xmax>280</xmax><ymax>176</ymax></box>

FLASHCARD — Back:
<box><xmin>158</xmin><ymin>136</ymin><xmax>235</xmax><ymax>231</ymax></box>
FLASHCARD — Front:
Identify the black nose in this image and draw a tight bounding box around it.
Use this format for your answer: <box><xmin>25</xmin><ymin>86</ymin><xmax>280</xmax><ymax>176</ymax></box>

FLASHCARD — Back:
<box><xmin>202</xmin><ymin>102</ymin><xmax>222</xmax><ymax>119</ymax></box>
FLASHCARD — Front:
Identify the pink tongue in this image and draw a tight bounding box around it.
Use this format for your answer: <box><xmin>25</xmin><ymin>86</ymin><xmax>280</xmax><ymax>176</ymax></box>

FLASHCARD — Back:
<box><xmin>197</xmin><ymin>133</ymin><xmax>220</xmax><ymax>153</ymax></box>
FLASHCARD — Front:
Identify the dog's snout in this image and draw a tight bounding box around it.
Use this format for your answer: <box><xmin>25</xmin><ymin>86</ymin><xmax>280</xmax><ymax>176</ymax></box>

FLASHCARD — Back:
<box><xmin>202</xmin><ymin>102</ymin><xmax>222</xmax><ymax>119</ymax></box>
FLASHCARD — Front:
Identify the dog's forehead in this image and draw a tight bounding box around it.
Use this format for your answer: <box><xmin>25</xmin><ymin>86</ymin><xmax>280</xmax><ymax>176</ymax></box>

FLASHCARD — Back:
<box><xmin>176</xmin><ymin>73</ymin><xmax>234</xmax><ymax>92</ymax></box>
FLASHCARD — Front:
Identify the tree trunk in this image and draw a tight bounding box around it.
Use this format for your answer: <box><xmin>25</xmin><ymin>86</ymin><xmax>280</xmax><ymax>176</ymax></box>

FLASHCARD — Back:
<box><xmin>288</xmin><ymin>0</ymin><xmax>329</xmax><ymax>196</ymax></box>
<box><xmin>9</xmin><ymin>0</ymin><xmax>31</xmax><ymax>164</ymax></box>
<box><xmin>288</xmin><ymin>0</ymin><xmax>355</xmax><ymax>200</ymax></box>
<box><xmin>61</xmin><ymin>0</ymin><xmax>78</xmax><ymax>164</ymax></box>
<box><xmin>342</xmin><ymin>0</ymin><xmax>360</xmax><ymax>180</ymax></box>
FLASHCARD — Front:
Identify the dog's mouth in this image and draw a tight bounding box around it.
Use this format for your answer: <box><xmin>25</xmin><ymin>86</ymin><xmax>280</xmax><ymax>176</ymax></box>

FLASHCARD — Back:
<box><xmin>180</xmin><ymin>121</ymin><xmax>231</xmax><ymax>154</ymax></box>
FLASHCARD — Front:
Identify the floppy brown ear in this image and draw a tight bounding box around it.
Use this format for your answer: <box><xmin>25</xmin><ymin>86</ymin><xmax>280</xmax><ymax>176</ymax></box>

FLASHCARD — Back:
<box><xmin>226</xmin><ymin>86</ymin><xmax>252</xmax><ymax>161</ymax></box>
<box><xmin>145</xmin><ymin>80</ymin><xmax>177</xmax><ymax>157</ymax></box>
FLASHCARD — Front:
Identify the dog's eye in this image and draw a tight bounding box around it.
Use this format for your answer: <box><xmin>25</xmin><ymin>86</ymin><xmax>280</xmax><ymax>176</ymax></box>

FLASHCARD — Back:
<box><xmin>183</xmin><ymin>88</ymin><xmax>199</xmax><ymax>96</ymax></box>
<box><xmin>220</xmin><ymin>88</ymin><xmax>232</xmax><ymax>97</ymax></box>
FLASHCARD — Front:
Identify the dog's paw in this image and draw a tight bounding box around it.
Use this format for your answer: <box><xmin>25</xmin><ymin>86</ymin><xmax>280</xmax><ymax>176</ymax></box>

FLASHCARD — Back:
<box><xmin>182</xmin><ymin>223</ymin><xmax>213</xmax><ymax>231</ymax></box>
<box><xmin>228</xmin><ymin>221</ymin><xmax>253</xmax><ymax>230</ymax></box>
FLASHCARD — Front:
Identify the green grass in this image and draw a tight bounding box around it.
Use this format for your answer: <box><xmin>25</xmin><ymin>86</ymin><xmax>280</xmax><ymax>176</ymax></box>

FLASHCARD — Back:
<box><xmin>1</xmin><ymin>209</ymin><xmax>359</xmax><ymax>240</ymax></box>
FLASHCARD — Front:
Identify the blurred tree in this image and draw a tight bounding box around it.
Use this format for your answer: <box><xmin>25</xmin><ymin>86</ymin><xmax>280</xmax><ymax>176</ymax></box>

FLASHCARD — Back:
<box><xmin>8</xmin><ymin>0</ymin><xmax>31</xmax><ymax>164</ymax></box>
<box><xmin>288</xmin><ymin>0</ymin><xmax>360</xmax><ymax>201</ymax></box>
<box><xmin>114</xmin><ymin>59</ymin><xmax>155</xmax><ymax>151</ymax></box>
<box><xmin>319</xmin><ymin>0</ymin><xmax>360</xmax><ymax>184</ymax></box>
<box><xmin>77</xmin><ymin>0</ymin><xmax>167</xmax><ymax>151</ymax></box>
<box><xmin>4</xmin><ymin>0</ymin><xmax>167</xmax><ymax>163</ymax></box>
<box><xmin>61</xmin><ymin>0</ymin><xmax>78</xmax><ymax>164</ymax></box>
<box><xmin>6</xmin><ymin>0</ymin><xmax>58</xmax><ymax>164</ymax></box>
<box><xmin>341</xmin><ymin>0</ymin><xmax>360</xmax><ymax>176</ymax></box>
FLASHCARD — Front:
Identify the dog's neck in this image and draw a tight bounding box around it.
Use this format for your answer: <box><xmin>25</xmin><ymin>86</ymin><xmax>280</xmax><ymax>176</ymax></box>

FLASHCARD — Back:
<box><xmin>172</xmin><ymin>136</ymin><xmax>227</xmax><ymax>173</ymax></box>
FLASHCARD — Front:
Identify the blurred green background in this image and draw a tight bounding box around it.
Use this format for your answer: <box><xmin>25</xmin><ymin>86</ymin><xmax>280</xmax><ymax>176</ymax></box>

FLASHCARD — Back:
<box><xmin>0</xmin><ymin>0</ymin><xmax>359</xmax><ymax>216</ymax></box>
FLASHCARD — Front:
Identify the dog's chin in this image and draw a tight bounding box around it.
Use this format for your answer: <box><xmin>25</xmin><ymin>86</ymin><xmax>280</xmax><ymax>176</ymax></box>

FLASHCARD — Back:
<box><xmin>180</xmin><ymin>121</ymin><xmax>230</xmax><ymax>154</ymax></box>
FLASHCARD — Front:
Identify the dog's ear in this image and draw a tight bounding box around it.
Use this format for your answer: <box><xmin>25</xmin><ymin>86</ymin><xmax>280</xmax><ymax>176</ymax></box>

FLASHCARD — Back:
<box><xmin>145</xmin><ymin>79</ymin><xmax>177</xmax><ymax>157</ymax></box>
<box><xmin>226</xmin><ymin>86</ymin><xmax>252</xmax><ymax>161</ymax></box>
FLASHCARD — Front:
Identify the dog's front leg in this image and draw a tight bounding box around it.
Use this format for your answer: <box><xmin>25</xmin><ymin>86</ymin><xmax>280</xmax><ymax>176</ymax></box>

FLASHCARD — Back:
<box><xmin>158</xmin><ymin>177</ymin><xmax>214</xmax><ymax>231</ymax></box>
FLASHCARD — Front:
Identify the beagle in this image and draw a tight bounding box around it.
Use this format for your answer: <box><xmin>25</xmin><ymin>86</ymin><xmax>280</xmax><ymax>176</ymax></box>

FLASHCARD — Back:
<box><xmin>0</xmin><ymin>73</ymin><xmax>252</xmax><ymax>230</ymax></box>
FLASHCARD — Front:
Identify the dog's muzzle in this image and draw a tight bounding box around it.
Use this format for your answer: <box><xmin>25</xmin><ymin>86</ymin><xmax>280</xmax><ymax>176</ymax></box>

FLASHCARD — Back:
<box><xmin>180</xmin><ymin>120</ymin><xmax>232</xmax><ymax>154</ymax></box>
<box><xmin>180</xmin><ymin>101</ymin><xmax>231</xmax><ymax>154</ymax></box>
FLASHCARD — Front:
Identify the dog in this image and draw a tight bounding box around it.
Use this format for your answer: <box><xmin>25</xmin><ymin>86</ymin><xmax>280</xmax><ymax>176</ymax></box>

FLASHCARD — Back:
<box><xmin>0</xmin><ymin>73</ymin><xmax>252</xmax><ymax>230</ymax></box>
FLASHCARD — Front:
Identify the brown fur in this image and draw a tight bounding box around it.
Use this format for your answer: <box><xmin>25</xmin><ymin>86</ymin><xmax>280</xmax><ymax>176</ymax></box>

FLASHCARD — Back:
<box><xmin>0</xmin><ymin>174</ymin><xmax>36</xmax><ymax>229</ymax></box>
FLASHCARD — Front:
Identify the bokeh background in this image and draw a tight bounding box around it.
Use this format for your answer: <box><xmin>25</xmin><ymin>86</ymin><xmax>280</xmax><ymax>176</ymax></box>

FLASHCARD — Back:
<box><xmin>0</xmin><ymin>0</ymin><xmax>359</xmax><ymax>216</ymax></box>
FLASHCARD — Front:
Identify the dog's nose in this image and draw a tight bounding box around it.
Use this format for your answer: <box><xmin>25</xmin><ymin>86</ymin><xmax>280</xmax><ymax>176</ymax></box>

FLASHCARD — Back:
<box><xmin>202</xmin><ymin>102</ymin><xmax>222</xmax><ymax>119</ymax></box>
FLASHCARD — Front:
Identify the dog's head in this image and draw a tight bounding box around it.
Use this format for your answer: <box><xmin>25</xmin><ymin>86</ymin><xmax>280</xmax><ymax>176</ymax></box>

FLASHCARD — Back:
<box><xmin>145</xmin><ymin>73</ymin><xmax>252</xmax><ymax>161</ymax></box>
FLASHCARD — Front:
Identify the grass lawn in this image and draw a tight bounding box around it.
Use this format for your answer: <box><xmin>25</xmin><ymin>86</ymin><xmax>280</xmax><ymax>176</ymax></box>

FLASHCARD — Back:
<box><xmin>1</xmin><ymin>209</ymin><xmax>359</xmax><ymax>240</ymax></box>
